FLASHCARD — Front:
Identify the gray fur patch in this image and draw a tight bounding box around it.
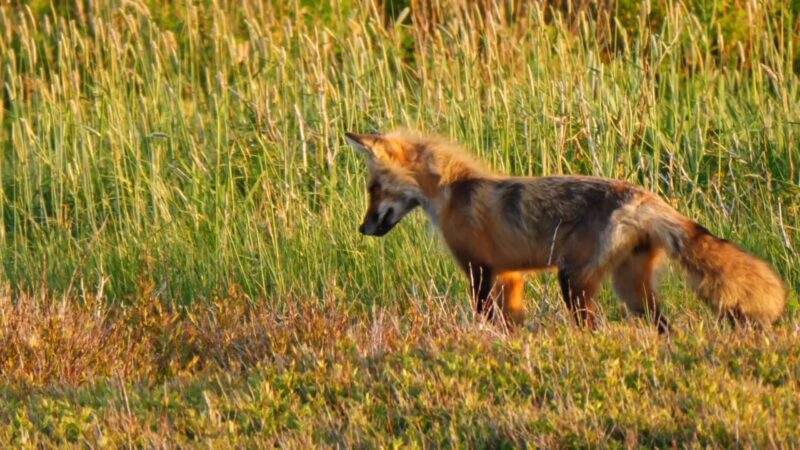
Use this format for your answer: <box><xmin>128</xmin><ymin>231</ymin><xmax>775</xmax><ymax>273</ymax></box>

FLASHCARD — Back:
<box><xmin>497</xmin><ymin>181</ymin><xmax>526</xmax><ymax>228</ymax></box>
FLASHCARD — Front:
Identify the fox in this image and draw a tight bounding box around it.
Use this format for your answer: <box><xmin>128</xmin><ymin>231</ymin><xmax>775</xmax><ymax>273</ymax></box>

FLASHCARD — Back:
<box><xmin>345</xmin><ymin>130</ymin><xmax>787</xmax><ymax>332</ymax></box>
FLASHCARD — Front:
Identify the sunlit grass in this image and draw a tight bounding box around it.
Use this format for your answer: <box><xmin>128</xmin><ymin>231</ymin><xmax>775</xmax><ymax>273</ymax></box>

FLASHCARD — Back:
<box><xmin>0</xmin><ymin>0</ymin><xmax>798</xmax><ymax>446</ymax></box>
<box><xmin>1</xmin><ymin>291</ymin><xmax>799</xmax><ymax>447</ymax></box>
<box><xmin>1</xmin><ymin>1</ymin><xmax>797</xmax><ymax>304</ymax></box>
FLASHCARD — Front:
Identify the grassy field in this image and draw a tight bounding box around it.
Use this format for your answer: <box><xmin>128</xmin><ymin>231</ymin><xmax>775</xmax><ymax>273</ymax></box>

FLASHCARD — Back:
<box><xmin>1</xmin><ymin>0</ymin><xmax>799</xmax><ymax>447</ymax></box>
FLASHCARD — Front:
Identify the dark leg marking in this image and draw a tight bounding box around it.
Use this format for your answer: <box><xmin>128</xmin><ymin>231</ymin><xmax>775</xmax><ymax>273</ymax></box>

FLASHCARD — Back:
<box><xmin>558</xmin><ymin>268</ymin><xmax>596</xmax><ymax>329</ymax></box>
<box><xmin>468</xmin><ymin>264</ymin><xmax>495</xmax><ymax>321</ymax></box>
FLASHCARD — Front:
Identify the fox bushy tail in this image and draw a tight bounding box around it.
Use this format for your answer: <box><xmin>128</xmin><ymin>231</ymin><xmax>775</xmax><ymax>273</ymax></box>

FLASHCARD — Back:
<box><xmin>639</xmin><ymin>200</ymin><xmax>787</xmax><ymax>325</ymax></box>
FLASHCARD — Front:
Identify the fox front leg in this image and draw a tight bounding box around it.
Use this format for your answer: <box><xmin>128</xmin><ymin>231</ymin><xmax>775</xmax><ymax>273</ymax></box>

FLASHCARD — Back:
<box><xmin>466</xmin><ymin>264</ymin><xmax>495</xmax><ymax>321</ymax></box>
<box><xmin>494</xmin><ymin>271</ymin><xmax>526</xmax><ymax>326</ymax></box>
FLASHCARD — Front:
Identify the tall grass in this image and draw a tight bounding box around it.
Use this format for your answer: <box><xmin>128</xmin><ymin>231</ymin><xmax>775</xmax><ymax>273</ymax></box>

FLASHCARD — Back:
<box><xmin>1</xmin><ymin>1</ymin><xmax>797</xmax><ymax>308</ymax></box>
<box><xmin>1</xmin><ymin>1</ymin><xmax>799</xmax><ymax>446</ymax></box>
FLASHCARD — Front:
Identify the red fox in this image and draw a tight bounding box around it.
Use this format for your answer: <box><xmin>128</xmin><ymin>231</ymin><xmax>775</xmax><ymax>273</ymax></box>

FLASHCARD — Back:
<box><xmin>345</xmin><ymin>130</ymin><xmax>787</xmax><ymax>332</ymax></box>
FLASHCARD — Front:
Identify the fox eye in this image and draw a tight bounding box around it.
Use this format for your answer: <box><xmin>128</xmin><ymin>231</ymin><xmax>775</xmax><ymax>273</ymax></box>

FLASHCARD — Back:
<box><xmin>368</xmin><ymin>182</ymin><xmax>380</xmax><ymax>194</ymax></box>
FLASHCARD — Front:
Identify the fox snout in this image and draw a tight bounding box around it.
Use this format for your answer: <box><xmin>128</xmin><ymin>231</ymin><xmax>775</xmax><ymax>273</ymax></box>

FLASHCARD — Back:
<box><xmin>360</xmin><ymin>196</ymin><xmax>420</xmax><ymax>237</ymax></box>
<box><xmin>359</xmin><ymin>207</ymin><xmax>395</xmax><ymax>237</ymax></box>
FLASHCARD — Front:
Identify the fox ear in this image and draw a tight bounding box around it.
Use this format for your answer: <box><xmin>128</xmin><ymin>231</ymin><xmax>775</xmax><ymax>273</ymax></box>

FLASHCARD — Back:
<box><xmin>345</xmin><ymin>132</ymin><xmax>381</xmax><ymax>158</ymax></box>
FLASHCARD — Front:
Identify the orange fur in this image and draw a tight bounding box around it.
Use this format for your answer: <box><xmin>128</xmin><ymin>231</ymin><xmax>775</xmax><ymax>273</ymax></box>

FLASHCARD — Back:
<box><xmin>346</xmin><ymin>130</ymin><xmax>787</xmax><ymax>330</ymax></box>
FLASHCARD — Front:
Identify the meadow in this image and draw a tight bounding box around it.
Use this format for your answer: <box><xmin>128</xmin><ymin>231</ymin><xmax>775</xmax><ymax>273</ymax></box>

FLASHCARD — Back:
<box><xmin>1</xmin><ymin>0</ymin><xmax>799</xmax><ymax>446</ymax></box>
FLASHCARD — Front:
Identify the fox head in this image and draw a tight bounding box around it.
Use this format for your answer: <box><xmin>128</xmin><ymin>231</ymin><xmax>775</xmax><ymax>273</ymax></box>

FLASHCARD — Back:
<box><xmin>345</xmin><ymin>132</ymin><xmax>424</xmax><ymax>237</ymax></box>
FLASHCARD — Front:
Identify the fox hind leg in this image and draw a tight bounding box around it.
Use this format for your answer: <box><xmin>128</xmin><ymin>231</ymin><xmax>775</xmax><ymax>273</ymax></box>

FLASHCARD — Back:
<box><xmin>612</xmin><ymin>247</ymin><xmax>671</xmax><ymax>334</ymax></box>
<box><xmin>557</xmin><ymin>268</ymin><xmax>600</xmax><ymax>330</ymax></box>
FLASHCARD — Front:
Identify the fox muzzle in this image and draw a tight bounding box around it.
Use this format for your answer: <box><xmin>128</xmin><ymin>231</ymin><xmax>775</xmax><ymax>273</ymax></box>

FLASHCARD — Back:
<box><xmin>359</xmin><ymin>208</ymin><xmax>396</xmax><ymax>237</ymax></box>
